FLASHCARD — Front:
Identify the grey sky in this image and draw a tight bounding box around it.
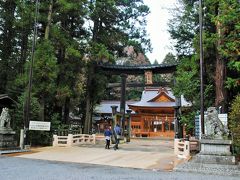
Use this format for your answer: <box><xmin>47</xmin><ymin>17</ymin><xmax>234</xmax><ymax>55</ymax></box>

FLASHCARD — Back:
<box><xmin>143</xmin><ymin>0</ymin><xmax>177</xmax><ymax>64</ymax></box>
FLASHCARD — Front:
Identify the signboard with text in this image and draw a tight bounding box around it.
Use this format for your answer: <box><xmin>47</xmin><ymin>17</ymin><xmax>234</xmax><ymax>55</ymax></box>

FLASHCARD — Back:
<box><xmin>29</xmin><ymin>121</ymin><xmax>51</xmax><ymax>131</ymax></box>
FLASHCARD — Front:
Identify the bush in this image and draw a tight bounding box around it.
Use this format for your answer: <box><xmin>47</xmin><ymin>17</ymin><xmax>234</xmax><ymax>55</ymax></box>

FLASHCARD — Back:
<box><xmin>229</xmin><ymin>95</ymin><xmax>240</xmax><ymax>155</ymax></box>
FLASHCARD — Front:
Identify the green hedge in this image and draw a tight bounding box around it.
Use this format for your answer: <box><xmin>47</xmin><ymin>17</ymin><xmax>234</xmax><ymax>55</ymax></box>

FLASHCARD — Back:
<box><xmin>229</xmin><ymin>95</ymin><xmax>240</xmax><ymax>155</ymax></box>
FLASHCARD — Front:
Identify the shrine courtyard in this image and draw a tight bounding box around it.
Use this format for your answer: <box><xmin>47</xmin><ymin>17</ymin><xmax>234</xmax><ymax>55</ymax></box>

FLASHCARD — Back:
<box><xmin>6</xmin><ymin>138</ymin><xmax>179</xmax><ymax>171</ymax></box>
<box><xmin>1</xmin><ymin>138</ymin><xmax>240</xmax><ymax>179</ymax></box>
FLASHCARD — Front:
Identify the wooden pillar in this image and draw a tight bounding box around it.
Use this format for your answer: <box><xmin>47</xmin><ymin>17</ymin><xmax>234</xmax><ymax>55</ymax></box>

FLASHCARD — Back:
<box><xmin>174</xmin><ymin>96</ymin><xmax>183</xmax><ymax>138</ymax></box>
<box><xmin>111</xmin><ymin>105</ymin><xmax>118</xmax><ymax>144</ymax></box>
<box><xmin>120</xmin><ymin>74</ymin><xmax>127</xmax><ymax>131</ymax></box>
<box><xmin>162</xmin><ymin>119</ymin><xmax>164</xmax><ymax>132</ymax></box>
<box><xmin>126</xmin><ymin>110</ymin><xmax>132</xmax><ymax>142</ymax></box>
<box><xmin>111</xmin><ymin>105</ymin><xmax>118</xmax><ymax>128</ymax></box>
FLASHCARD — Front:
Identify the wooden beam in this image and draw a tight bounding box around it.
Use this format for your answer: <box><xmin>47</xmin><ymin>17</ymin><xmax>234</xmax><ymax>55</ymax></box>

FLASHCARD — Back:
<box><xmin>107</xmin><ymin>82</ymin><xmax>171</xmax><ymax>88</ymax></box>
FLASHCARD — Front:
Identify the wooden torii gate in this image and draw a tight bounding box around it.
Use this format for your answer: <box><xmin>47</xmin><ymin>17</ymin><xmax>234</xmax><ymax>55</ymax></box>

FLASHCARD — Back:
<box><xmin>96</xmin><ymin>64</ymin><xmax>182</xmax><ymax>140</ymax></box>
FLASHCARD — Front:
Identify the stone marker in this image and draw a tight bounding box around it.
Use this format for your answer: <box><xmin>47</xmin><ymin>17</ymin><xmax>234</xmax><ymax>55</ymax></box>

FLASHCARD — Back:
<box><xmin>194</xmin><ymin>107</ymin><xmax>235</xmax><ymax>165</ymax></box>
<box><xmin>0</xmin><ymin>107</ymin><xmax>17</xmax><ymax>149</ymax></box>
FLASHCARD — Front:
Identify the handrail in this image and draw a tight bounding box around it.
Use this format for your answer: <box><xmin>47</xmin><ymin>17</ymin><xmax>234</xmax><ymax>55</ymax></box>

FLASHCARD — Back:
<box><xmin>53</xmin><ymin>133</ymin><xmax>96</xmax><ymax>147</ymax></box>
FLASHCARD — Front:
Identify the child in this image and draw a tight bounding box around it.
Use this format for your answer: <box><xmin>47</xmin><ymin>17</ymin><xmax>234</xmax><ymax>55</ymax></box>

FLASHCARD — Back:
<box><xmin>104</xmin><ymin>126</ymin><xmax>112</xmax><ymax>149</ymax></box>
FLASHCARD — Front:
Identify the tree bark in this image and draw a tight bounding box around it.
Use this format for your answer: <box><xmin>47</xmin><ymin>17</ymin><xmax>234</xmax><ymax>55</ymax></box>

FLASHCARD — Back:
<box><xmin>40</xmin><ymin>97</ymin><xmax>45</xmax><ymax>121</ymax></box>
<box><xmin>84</xmin><ymin>66</ymin><xmax>94</xmax><ymax>134</ymax></box>
<box><xmin>215</xmin><ymin>52</ymin><xmax>227</xmax><ymax>112</ymax></box>
<box><xmin>84</xmin><ymin>1</ymin><xmax>100</xmax><ymax>133</ymax></box>
<box><xmin>39</xmin><ymin>0</ymin><xmax>53</xmax><ymax>122</ymax></box>
<box><xmin>215</xmin><ymin>12</ymin><xmax>227</xmax><ymax>113</ymax></box>
<box><xmin>19</xmin><ymin>31</ymin><xmax>29</xmax><ymax>74</ymax></box>
<box><xmin>63</xmin><ymin>97</ymin><xmax>70</xmax><ymax>124</ymax></box>
<box><xmin>44</xmin><ymin>0</ymin><xmax>53</xmax><ymax>40</ymax></box>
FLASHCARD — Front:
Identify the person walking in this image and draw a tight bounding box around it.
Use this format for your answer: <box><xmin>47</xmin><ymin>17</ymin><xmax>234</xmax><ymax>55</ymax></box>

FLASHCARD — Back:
<box><xmin>104</xmin><ymin>126</ymin><xmax>112</xmax><ymax>149</ymax></box>
<box><xmin>113</xmin><ymin>124</ymin><xmax>121</xmax><ymax>150</ymax></box>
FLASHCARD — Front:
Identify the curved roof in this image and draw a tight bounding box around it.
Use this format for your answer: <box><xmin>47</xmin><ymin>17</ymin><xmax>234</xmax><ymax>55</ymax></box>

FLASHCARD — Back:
<box><xmin>128</xmin><ymin>102</ymin><xmax>176</xmax><ymax>108</ymax></box>
<box><xmin>98</xmin><ymin>64</ymin><xmax>177</xmax><ymax>75</ymax></box>
<box><xmin>128</xmin><ymin>88</ymin><xmax>191</xmax><ymax>109</ymax></box>
<box><xmin>0</xmin><ymin>94</ymin><xmax>16</xmax><ymax>107</ymax></box>
<box><xmin>95</xmin><ymin>100</ymin><xmax>136</xmax><ymax>114</ymax></box>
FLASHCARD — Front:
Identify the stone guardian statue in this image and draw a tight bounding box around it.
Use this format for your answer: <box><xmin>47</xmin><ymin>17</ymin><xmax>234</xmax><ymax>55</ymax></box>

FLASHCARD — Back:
<box><xmin>203</xmin><ymin>107</ymin><xmax>228</xmax><ymax>139</ymax></box>
<box><xmin>0</xmin><ymin>107</ymin><xmax>11</xmax><ymax>129</ymax></box>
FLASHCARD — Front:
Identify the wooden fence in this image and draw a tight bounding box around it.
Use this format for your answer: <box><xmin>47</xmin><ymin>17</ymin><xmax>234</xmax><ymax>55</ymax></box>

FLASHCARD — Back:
<box><xmin>53</xmin><ymin>134</ymin><xmax>96</xmax><ymax>147</ymax></box>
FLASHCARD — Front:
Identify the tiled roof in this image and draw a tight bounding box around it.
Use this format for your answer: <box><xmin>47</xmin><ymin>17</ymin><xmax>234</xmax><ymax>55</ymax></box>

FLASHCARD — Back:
<box><xmin>128</xmin><ymin>87</ymin><xmax>191</xmax><ymax>108</ymax></box>
<box><xmin>95</xmin><ymin>100</ymin><xmax>136</xmax><ymax>114</ymax></box>
<box><xmin>95</xmin><ymin>88</ymin><xmax>191</xmax><ymax>114</ymax></box>
<box><xmin>0</xmin><ymin>94</ymin><xmax>16</xmax><ymax>106</ymax></box>
<box><xmin>140</xmin><ymin>87</ymin><xmax>174</xmax><ymax>102</ymax></box>
<box><xmin>128</xmin><ymin>101</ymin><xmax>176</xmax><ymax>108</ymax></box>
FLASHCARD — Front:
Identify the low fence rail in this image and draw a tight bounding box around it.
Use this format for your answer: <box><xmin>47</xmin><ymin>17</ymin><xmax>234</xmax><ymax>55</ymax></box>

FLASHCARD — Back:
<box><xmin>174</xmin><ymin>138</ymin><xmax>199</xmax><ymax>158</ymax></box>
<box><xmin>53</xmin><ymin>134</ymin><xmax>96</xmax><ymax>147</ymax></box>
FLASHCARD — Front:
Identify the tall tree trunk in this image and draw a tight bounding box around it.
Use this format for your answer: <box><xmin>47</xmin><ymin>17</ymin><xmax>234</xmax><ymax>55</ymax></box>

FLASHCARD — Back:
<box><xmin>19</xmin><ymin>31</ymin><xmax>29</xmax><ymax>74</ymax></box>
<box><xmin>40</xmin><ymin>0</ymin><xmax>53</xmax><ymax>121</ymax></box>
<box><xmin>84</xmin><ymin>65</ymin><xmax>94</xmax><ymax>134</ymax></box>
<box><xmin>44</xmin><ymin>0</ymin><xmax>53</xmax><ymax>40</ymax></box>
<box><xmin>84</xmin><ymin>2</ymin><xmax>101</xmax><ymax>133</ymax></box>
<box><xmin>56</xmin><ymin>46</ymin><xmax>65</xmax><ymax>124</ymax></box>
<box><xmin>40</xmin><ymin>97</ymin><xmax>45</xmax><ymax>121</ymax></box>
<box><xmin>63</xmin><ymin>97</ymin><xmax>70</xmax><ymax>124</ymax></box>
<box><xmin>215</xmin><ymin>53</ymin><xmax>227</xmax><ymax>112</ymax></box>
<box><xmin>215</xmin><ymin>12</ymin><xmax>227</xmax><ymax>113</ymax></box>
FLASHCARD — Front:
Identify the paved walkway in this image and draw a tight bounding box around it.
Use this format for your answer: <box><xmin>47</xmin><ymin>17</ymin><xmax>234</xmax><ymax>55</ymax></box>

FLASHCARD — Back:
<box><xmin>12</xmin><ymin>139</ymin><xmax>183</xmax><ymax>171</ymax></box>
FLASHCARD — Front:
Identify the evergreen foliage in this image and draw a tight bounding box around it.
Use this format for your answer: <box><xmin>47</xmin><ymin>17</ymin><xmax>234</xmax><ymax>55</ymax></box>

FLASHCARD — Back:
<box><xmin>169</xmin><ymin>0</ymin><xmax>239</xmax><ymax>134</ymax></box>
<box><xmin>229</xmin><ymin>95</ymin><xmax>240</xmax><ymax>155</ymax></box>
<box><xmin>0</xmin><ymin>0</ymin><xmax>151</xmax><ymax>144</ymax></box>
<box><xmin>1</xmin><ymin>0</ymin><xmax>239</xmax><ymax>144</ymax></box>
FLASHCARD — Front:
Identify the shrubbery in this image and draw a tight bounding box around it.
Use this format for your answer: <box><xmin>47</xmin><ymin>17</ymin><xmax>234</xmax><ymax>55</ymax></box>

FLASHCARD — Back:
<box><xmin>229</xmin><ymin>95</ymin><xmax>240</xmax><ymax>155</ymax></box>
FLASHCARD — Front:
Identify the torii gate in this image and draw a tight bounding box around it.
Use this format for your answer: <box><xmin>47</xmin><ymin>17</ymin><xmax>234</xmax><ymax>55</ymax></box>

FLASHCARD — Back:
<box><xmin>97</xmin><ymin>64</ymin><xmax>182</xmax><ymax>140</ymax></box>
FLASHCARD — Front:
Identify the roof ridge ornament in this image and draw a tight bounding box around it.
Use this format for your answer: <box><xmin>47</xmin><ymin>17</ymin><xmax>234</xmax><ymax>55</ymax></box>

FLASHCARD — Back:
<box><xmin>158</xmin><ymin>87</ymin><xmax>168</xmax><ymax>94</ymax></box>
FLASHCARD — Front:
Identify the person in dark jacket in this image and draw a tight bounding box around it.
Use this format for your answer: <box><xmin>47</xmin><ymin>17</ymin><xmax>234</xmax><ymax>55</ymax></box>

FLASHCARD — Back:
<box><xmin>113</xmin><ymin>124</ymin><xmax>121</xmax><ymax>150</ymax></box>
<box><xmin>104</xmin><ymin>126</ymin><xmax>112</xmax><ymax>149</ymax></box>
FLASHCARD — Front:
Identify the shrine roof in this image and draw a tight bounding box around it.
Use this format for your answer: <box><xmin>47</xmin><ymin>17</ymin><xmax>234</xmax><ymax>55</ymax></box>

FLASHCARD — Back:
<box><xmin>95</xmin><ymin>100</ymin><xmax>136</xmax><ymax>114</ymax></box>
<box><xmin>94</xmin><ymin>88</ymin><xmax>191</xmax><ymax>114</ymax></box>
<box><xmin>0</xmin><ymin>94</ymin><xmax>16</xmax><ymax>107</ymax></box>
<box><xmin>141</xmin><ymin>87</ymin><xmax>175</xmax><ymax>102</ymax></box>
<box><xmin>128</xmin><ymin>102</ymin><xmax>176</xmax><ymax>108</ymax></box>
<box><xmin>128</xmin><ymin>87</ymin><xmax>191</xmax><ymax>108</ymax></box>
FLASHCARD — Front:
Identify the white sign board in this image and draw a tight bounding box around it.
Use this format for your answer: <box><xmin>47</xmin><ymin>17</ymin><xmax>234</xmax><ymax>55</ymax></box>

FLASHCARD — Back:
<box><xmin>153</xmin><ymin>121</ymin><xmax>162</xmax><ymax>125</ymax></box>
<box><xmin>29</xmin><ymin>121</ymin><xmax>51</xmax><ymax>131</ymax></box>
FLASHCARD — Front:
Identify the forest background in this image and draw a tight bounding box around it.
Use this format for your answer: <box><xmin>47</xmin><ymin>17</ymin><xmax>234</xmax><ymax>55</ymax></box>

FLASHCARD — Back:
<box><xmin>0</xmin><ymin>0</ymin><xmax>239</xmax><ymax>153</ymax></box>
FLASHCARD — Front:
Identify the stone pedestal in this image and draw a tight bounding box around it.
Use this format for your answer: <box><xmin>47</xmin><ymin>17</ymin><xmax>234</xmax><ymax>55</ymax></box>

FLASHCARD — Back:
<box><xmin>0</xmin><ymin>128</ymin><xmax>17</xmax><ymax>149</ymax></box>
<box><xmin>194</xmin><ymin>139</ymin><xmax>236</xmax><ymax>165</ymax></box>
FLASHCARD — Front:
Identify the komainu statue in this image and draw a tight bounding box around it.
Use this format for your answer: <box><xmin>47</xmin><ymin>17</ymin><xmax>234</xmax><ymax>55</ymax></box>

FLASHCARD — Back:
<box><xmin>203</xmin><ymin>107</ymin><xmax>228</xmax><ymax>139</ymax></box>
<box><xmin>0</xmin><ymin>107</ymin><xmax>11</xmax><ymax>129</ymax></box>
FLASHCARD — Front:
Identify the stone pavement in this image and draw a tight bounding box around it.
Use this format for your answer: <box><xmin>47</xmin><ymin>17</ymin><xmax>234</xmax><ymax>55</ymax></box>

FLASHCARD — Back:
<box><xmin>11</xmin><ymin>139</ymin><xmax>183</xmax><ymax>171</ymax></box>
<box><xmin>174</xmin><ymin>156</ymin><xmax>240</xmax><ymax>176</ymax></box>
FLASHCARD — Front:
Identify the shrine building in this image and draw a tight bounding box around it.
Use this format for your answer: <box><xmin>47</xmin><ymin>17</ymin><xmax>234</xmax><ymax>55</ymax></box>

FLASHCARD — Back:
<box><xmin>94</xmin><ymin>87</ymin><xmax>191</xmax><ymax>138</ymax></box>
<box><xmin>128</xmin><ymin>87</ymin><xmax>191</xmax><ymax>138</ymax></box>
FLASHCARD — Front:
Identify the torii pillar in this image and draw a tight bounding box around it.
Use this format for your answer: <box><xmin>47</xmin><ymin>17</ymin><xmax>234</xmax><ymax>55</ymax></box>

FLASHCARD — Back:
<box><xmin>120</xmin><ymin>74</ymin><xmax>127</xmax><ymax>131</ymax></box>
